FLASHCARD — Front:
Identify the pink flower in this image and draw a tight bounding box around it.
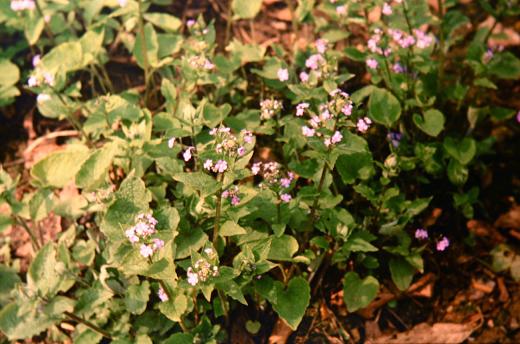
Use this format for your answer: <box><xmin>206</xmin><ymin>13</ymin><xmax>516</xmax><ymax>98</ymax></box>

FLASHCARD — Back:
<box><xmin>242</xmin><ymin>130</ymin><xmax>254</xmax><ymax>143</ymax></box>
<box><xmin>336</xmin><ymin>5</ymin><xmax>347</xmax><ymax>15</ymax></box>
<box><xmin>280</xmin><ymin>193</ymin><xmax>292</xmax><ymax>203</ymax></box>
<box><xmin>187</xmin><ymin>19</ymin><xmax>196</xmax><ymax>27</ymax></box>
<box><xmin>280</xmin><ymin>177</ymin><xmax>291</xmax><ymax>188</ymax></box>
<box><xmin>342</xmin><ymin>103</ymin><xmax>353</xmax><ymax>116</ymax></box>
<box><xmin>357</xmin><ymin>117</ymin><xmax>372</xmax><ymax>133</ymax></box>
<box><xmin>203</xmin><ymin>159</ymin><xmax>213</xmax><ymax>170</ymax></box>
<box><xmin>277</xmin><ymin>68</ymin><xmax>289</xmax><ymax>82</ymax></box>
<box><xmin>366</xmin><ymin>58</ymin><xmax>378</xmax><ymax>70</ymax></box>
<box><xmin>302</xmin><ymin>126</ymin><xmax>316</xmax><ymax>137</ymax></box>
<box><xmin>167</xmin><ymin>137</ymin><xmax>175</xmax><ymax>148</ymax></box>
<box><xmin>237</xmin><ymin>146</ymin><xmax>246</xmax><ymax>156</ymax></box>
<box><xmin>436</xmin><ymin>237</ymin><xmax>450</xmax><ymax>251</ymax></box>
<box><xmin>158</xmin><ymin>287</ymin><xmax>169</xmax><ymax>302</ymax></box>
<box><xmin>152</xmin><ymin>238</ymin><xmax>165</xmax><ymax>250</ymax></box>
<box><xmin>516</xmin><ymin>110</ymin><xmax>520</xmax><ymax>123</ymax></box>
<box><xmin>415</xmin><ymin>228</ymin><xmax>428</xmax><ymax>240</ymax></box>
<box><xmin>392</xmin><ymin>63</ymin><xmax>404</xmax><ymax>73</ymax></box>
<box><xmin>231</xmin><ymin>196</ymin><xmax>240</xmax><ymax>206</ymax></box>
<box><xmin>140</xmin><ymin>244</ymin><xmax>154</xmax><ymax>258</ymax></box>
<box><xmin>37</xmin><ymin>93</ymin><xmax>51</xmax><ymax>103</ymax></box>
<box><xmin>305</xmin><ymin>54</ymin><xmax>324</xmax><ymax>70</ymax></box>
<box><xmin>315</xmin><ymin>39</ymin><xmax>328</xmax><ymax>54</ymax></box>
<box><xmin>309</xmin><ymin>116</ymin><xmax>321</xmax><ymax>128</ymax></box>
<box><xmin>183</xmin><ymin>147</ymin><xmax>194</xmax><ymax>162</ymax></box>
<box><xmin>299</xmin><ymin>71</ymin><xmax>309</xmax><ymax>82</ymax></box>
<box><xmin>414</xmin><ymin>29</ymin><xmax>433</xmax><ymax>49</ymax></box>
<box><xmin>32</xmin><ymin>54</ymin><xmax>41</xmax><ymax>67</ymax></box>
<box><xmin>118</xmin><ymin>0</ymin><xmax>128</xmax><ymax>7</ymax></box>
<box><xmin>296</xmin><ymin>102</ymin><xmax>309</xmax><ymax>117</ymax></box>
<box><xmin>324</xmin><ymin>138</ymin><xmax>332</xmax><ymax>146</ymax></box>
<box><xmin>125</xmin><ymin>229</ymin><xmax>139</xmax><ymax>243</ymax></box>
<box><xmin>382</xmin><ymin>2</ymin><xmax>392</xmax><ymax>15</ymax></box>
<box><xmin>28</xmin><ymin>76</ymin><xmax>38</xmax><ymax>87</ymax></box>
<box><xmin>213</xmin><ymin>160</ymin><xmax>228</xmax><ymax>173</ymax></box>
<box><xmin>10</xmin><ymin>0</ymin><xmax>35</xmax><ymax>11</ymax></box>
<box><xmin>331</xmin><ymin>131</ymin><xmax>343</xmax><ymax>144</ymax></box>
<box><xmin>251</xmin><ymin>162</ymin><xmax>261</xmax><ymax>175</ymax></box>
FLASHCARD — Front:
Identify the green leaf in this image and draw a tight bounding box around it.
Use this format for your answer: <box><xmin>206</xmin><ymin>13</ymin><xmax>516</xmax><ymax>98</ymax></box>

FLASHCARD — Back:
<box><xmin>125</xmin><ymin>281</ymin><xmax>150</xmax><ymax>315</ymax></box>
<box><xmin>27</xmin><ymin>243</ymin><xmax>60</xmax><ymax>298</ymax></box>
<box><xmin>0</xmin><ymin>302</ymin><xmax>60</xmax><ymax>340</ymax></box>
<box><xmin>232</xmin><ymin>0</ymin><xmax>263</xmax><ymax>19</ymax></box>
<box><xmin>0</xmin><ymin>59</ymin><xmax>20</xmax><ymax>88</ymax></box>
<box><xmin>76</xmin><ymin>143</ymin><xmax>118</xmax><ymax>190</ymax></box>
<box><xmin>447</xmin><ymin>159</ymin><xmax>468</xmax><ymax>186</ymax></box>
<box><xmin>133</xmin><ymin>23</ymin><xmax>159</xmax><ymax>68</ymax></box>
<box><xmin>159</xmin><ymin>293</ymin><xmax>188</xmax><ymax>322</ymax></box>
<box><xmin>163</xmin><ymin>333</ymin><xmax>194</xmax><ymax>344</ymax></box>
<box><xmin>31</xmin><ymin>144</ymin><xmax>90</xmax><ymax>188</ymax></box>
<box><xmin>336</xmin><ymin>152</ymin><xmax>374</xmax><ymax>184</ymax></box>
<box><xmin>226</xmin><ymin>39</ymin><xmax>266</xmax><ymax>65</ymax></box>
<box><xmin>271</xmin><ymin>277</ymin><xmax>310</xmax><ymax>330</ymax></box>
<box><xmin>143</xmin><ymin>13</ymin><xmax>182</xmax><ymax>32</ymax></box>
<box><xmin>389</xmin><ymin>257</ymin><xmax>416</xmax><ymax>291</ymax></box>
<box><xmin>413</xmin><ymin>109</ymin><xmax>445</xmax><ymax>137</ymax></box>
<box><xmin>488</xmin><ymin>52</ymin><xmax>520</xmax><ymax>80</ymax></box>
<box><xmin>295</xmin><ymin>0</ymin><xmax>315</xmax><ymax>21</ymax></box>
<box><xmin>268</xmin><ymin>235</ymin><xmax>299</xmax><ymax>261</ymax></box>
<box><xmin>40</xmin><ymin>42</ymin><xmax>84</xmax><ymax>74</ymax></box>
<box><xmin>368</xmin><ymin>88</ymin><xmax>401</xmax><ymax>127</ymax></box>
<box><xmin>173</xmin><ymin>172</ymin><xmax>220</xmax><ymax>197</ymax></box>
<box><xmin>24</xmin><ymin>16</ymin><xmax>44</xmax><ymax>46</ymax></box>
<box><xmin>443</xmin><ymin>137</ymin><xmax>476</xmax><ymax>165</ymax></box>
<box><xmin>220</xmin><ymin>220</ymin><xmax>247</xmax><ymax>236</ymax></box>
<box><xmin>0</xmin><ymin>266</ymin><xmax>20</xmax><ymax>306</ymax></box>
<box><xmin>342</xmin><ymin>272</ymin><xmax>379</xmax><ymax>312</ymax></box>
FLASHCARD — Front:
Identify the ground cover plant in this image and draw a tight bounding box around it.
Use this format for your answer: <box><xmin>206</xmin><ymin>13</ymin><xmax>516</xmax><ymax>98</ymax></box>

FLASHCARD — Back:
<box><xmin>0</xmin><ymin>0</ymin><xmax>519</xmax><ymax>342</ymax></box>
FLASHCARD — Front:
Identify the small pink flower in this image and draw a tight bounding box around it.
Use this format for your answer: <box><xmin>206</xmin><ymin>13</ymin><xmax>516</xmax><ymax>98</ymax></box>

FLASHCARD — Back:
<box><xmin>436</xmin><ymin>237</ymin><xmax>450</xmax><ymax>251</ymax></box>
<box><xmin>336</xmin><ymin>5</ymin><xmax>347</xmax><ymax>15</ymax></box>
<box><xmin>392</xmin><ymin>63</ymin><xmax>404</xmax><ymax>73</ymax></box>
<box><xmin>167</xmin><ymin>137</ymin><xmax>175</xmax><ymax>148</ymax></box>
<box><xmin>231</xmin><ymin>196</ymin><xmax>240</xmax><ymax>206</ymax></box>
<box><xmin>305</xmin><ymin>54</ymin><xmax>324</xmax><ymax>70</ymax></box>
<box><xmin>118</xmin><ymin>0</ymin><xmax>128</xmax><ymax>7</ymax></box>
<box><xmin>342</xmin><ymin>103</ymin><xmax>353</xmax><ymax>116</ymax></box>
<box><xmin>204</xmin><ymin>159</ymin><xmax>213</xmax><ymax>170</ymax></box>
<box><xmin>32</xmin><ymin>54</ymin><xmax>41</xmax><ymax>67</ymax></box>
<box><xmin>152</xmin><ymin>238</ymin><xmax>165</xmax><ymax>250</ymax></box>
<box><xmin>415</xmin><ymin>228</ymin><xmax>428</xmax><ymax>240</ymax></box>
<box><xmin>237</xmin><ymin>146</ymin><xmax>246</xmax><ymax>156</ymax></box>
<box><xmin>277</xmin><ymin>68</ymin><xmax>289</xmax><ymax>82</ymax></box>
<box><xmin>357</xmin><ymin>117</ymin><xmax>372</xmax><ymax>133</ymax></box>
<box><xmin>315</xmin><ymin>39</ymin><xmax>328</xmax><ymax>54</ymax></box>
<box><xmin>251</xmin><ymin>162</ymin><xmax>261</xmax><ymax>175</ymax></box>
<box><xmin>213</xmin><ymin>160</ymin><xmax>228</xmax><ymax>173</ymax></box>
<box><xmin>37</xmin><ymin>93</ymin><xmax>51</xmax><ymax>103</ymax></box>
<box><xmin>242</xmin><ymin>130</ymin><xmax>254</xmax><ymax>143</ymax></box>
<box><xmin>158</xmin><ymin>287</ymin><xmax>169</xmax><ymax>302</ymax></box>
<box><xmin>302</xmin><ymin>126</ymin><xmax>315</xmax><ymax>137</ymax></box>
<box><xmin>187</xmin><ymin>19</ymin><xmax>196</xmax><ymax>27</ymax></box>
<box><xmin>125</xmin><ymin>229</ymin><xmax>139</xmax><ymax>243</ymax></box>
<box><xmin>140</xmin><ymin>244</ymin><xmax>154</xmax><ymax>258</ymax></box>
<box><xmin>183</xmin><ymin>147</ymin><xmax>194</xmax><ymax>162</ymax></box>
<box><xmin>366</xmin><ymin>58</ymin><xmax>378</xmax><ymax>70</ymax></box>
<box><xmin>280</xmin><ymin>193</ymin><xmax>292</xmax><ymax>203</ymax></box>
<box><xmin>296</xmin><ymin>102</ymin><xmax>309</xmax><ymax>117</ymax></box>
<box><xmin>299</xmin><ymin>71</ymin><xmax>309</xmax><ymax>82</ymax></box>
<box><xmin>331</xmin><ymin>131</ymin><xmax>343</xmax><ymax>144</ymax></box>
<box><xmin>280</xmin><ymin>178</ymin><xmax>291</xmax><ymax>188</ymax></box>
<box><xmin>382</xmin><ymin>3</ymin><xmax>392</xmax><ymax>15</ymax></box>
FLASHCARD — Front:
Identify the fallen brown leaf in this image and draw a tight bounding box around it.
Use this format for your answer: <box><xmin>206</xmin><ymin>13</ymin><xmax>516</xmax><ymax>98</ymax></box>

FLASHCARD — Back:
<box><xmin>495</xmin><ymin>205</ymin><xmax>520</xmax><ymax>229</ymax></box>
<box><xmin>268</xmin><ymin>318</ymin><xmax>293</xmax><ymax>344</ymax></box>
<box><xmin>423</xmin><ymin>208</ymin><xmax>442</xmax><ymax>228</ymax></box>
<box><xmin>371</xmin><ymin>322</ymin><xmax>479</xmax><ymax>344</ymax></box>
<box><xmin>497</xmin><ymin>277</ymin><xmax>509</xmax><ymax>303</ymax></box>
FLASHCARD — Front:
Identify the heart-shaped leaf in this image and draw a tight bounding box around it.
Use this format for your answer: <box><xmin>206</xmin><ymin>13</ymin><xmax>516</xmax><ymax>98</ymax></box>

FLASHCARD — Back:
<box><xmin>443</xmin><ymin>137</ymin><xmax>476</xmax><ymax>165</ymax></box>
<box><xmin>413</xmin><ymin>109</ymin><xmax>445</xmax><ymax>137</ymax></box>
<box><xmin>368</xmin><ymin>88</ymin><xmax>401</xmax><ymax>127</ymax></box>
<box><xmin>389</xmin><ymin>257</ymin><xmax>416</xmax><ymax>291</ymax></box>
<box><xmin>343</xmin><ymin>272</ymin><xmax>379</xmax><ymax>312</ymax></box>
<box><xmin>271</xmin><ymin>277</ymin><xmax>310</xmax><ymax>330</ymax></box>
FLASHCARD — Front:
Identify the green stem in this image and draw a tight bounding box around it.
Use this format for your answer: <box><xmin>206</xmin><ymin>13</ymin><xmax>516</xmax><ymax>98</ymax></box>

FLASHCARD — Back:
<box><xmin>212</xmin><ymin>174</ymin><xmax>224</xmax><ymax>245</ymax></box>
<box><xmin>14</xmin><ymin>215</ymin><xmax>40</xmax><ymax>251</ymax></box>
<box><xmin>437</xmin><ymin>0</ymin><xmax>446</xmax><ymax>87</ymax></box>
<box><xmin>63</xmin><ymin>311</ymin><xmax>113</xmax><ymax>340</ymax></box>
<box><xmin>137</xmin><ymin>0</ymin><xmax>151</xmax><ymax>107</ymax></box>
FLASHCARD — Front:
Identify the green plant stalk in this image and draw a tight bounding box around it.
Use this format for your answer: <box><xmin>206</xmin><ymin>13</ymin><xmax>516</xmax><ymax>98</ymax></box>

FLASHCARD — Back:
<box><xmin>212</xmin><ymin>173</ymin><xmax>224</xmax><ymax>245</ymax></box>
<box><xmin>224</xmin><ymin>1</ymin><xmax>233</xmax><ymax>47</ymax></box>
<box><xmin>14</xmin><ymin>215</ymin><xmax>41</xmax><ymax>251</ymax></box>
<box><xmin>437</xmin><ymin>0</ymin><xmax>446</xmax><ymax>88</ymax></box>
<box><xmin>309</xmin><ymin>163</ymin><xmax>328</xmax><ymax>225</ymax></box>
<box><xmin>63</xmin><ymin>311</ymin><xmax>113</xmax><ymax>339</ymax></box>
<box><xmin>34</xmin><ymin>0</ymin><xmax>55</xmax><ymax>45</ymax></box>
<box><xmin>137</xmin><ymin>0</ymin><xmax>151</xmax><ymax>106</ymax></box>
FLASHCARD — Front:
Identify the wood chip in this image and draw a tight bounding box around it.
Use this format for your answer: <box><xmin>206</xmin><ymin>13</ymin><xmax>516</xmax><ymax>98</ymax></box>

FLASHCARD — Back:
<box><xmin>268</xmin><ymin>318</ymin><xmax>293</xmax><ymax>344</ymax></box>
<box><xmin>497</xmin><ymin>277</ymin><xmax>509</xmax><ymax>303</ymax></box>
<box><xmin>495</xmin><ymin>205</ymin><xmax>520</xmax><ymax>229</ymax></box>
<box><xmin>371</xmin><ymin>322</ymin><xmax>479</xmax><ymax>344</ymax></box>
<box><xmin>471</xmin><ymin>278</ymin><xmax>495</xmax><ymax>294</ymax></box>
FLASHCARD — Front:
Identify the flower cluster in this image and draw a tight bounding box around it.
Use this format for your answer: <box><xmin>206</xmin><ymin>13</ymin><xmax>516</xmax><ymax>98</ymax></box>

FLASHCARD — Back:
<box><xmin>299</xmin><ymin>39</ymin><xmax>334</xmax><ymax>83</ymax></box>
<box><xmin>124</xmin><ymin>213</ymin><xmax>164</xmax><ymax>258</ymax></box>
<box><xmin>365</xmin><ymin>25</ymin><xmax>434</xmax><ymax>70</ymax></box>
<box><xmin>299</xmin><ymin>89</ymin><xmax>357</xmax><ymax>144</ymax></box>
<box><xmin>222</xmin><ymin>185</ymin><xmax>241</xmax><ymax>206</ymax></box>
<box><xmin>10</xmin><ymin>0</ymin><xmax>35</xmax><ymax>11</ymax></box>
<box><xmin>251</xmin><ymin>161</ymin><xmax>294</xmax><ymax>202</ymax></box>
<box><xmin>277</xmin><ymin>68</ymin><xmax>289</xmax><ymax>82</ymax></box>
<box><xmin>414</xmin><ymin>228</ymin><xmax>450</xmax><ymax>251</ymax></box>
<box><xmin>260</xmin><ymin>99</ymin><xmax>283</xmax><ymax>120</ymax></box>
<box><xmin>387</xmin><ymin>131</ymin><xmax>402</xmax><ymax>148</ymax></box>
<box><xmin>188</xmin><ymin>55</ymin><xmax>215</xmax><ymax>70</ymax></box>
<box><xmin>186</xmin><ymin>248</ymin><xmax>219</xmax><ymax>286</ymax></box>
<box><xmin>356</xmin><ymin>117</ymin><xmax>372</xmax><ymax>133</ymax></box>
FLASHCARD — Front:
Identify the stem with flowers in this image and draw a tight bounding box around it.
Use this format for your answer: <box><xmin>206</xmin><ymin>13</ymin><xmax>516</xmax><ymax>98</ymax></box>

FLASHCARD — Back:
<box><xmin>212</xmin><ymin>173</ymin><xmax>224</xmax><ymax>246</ymax></box>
